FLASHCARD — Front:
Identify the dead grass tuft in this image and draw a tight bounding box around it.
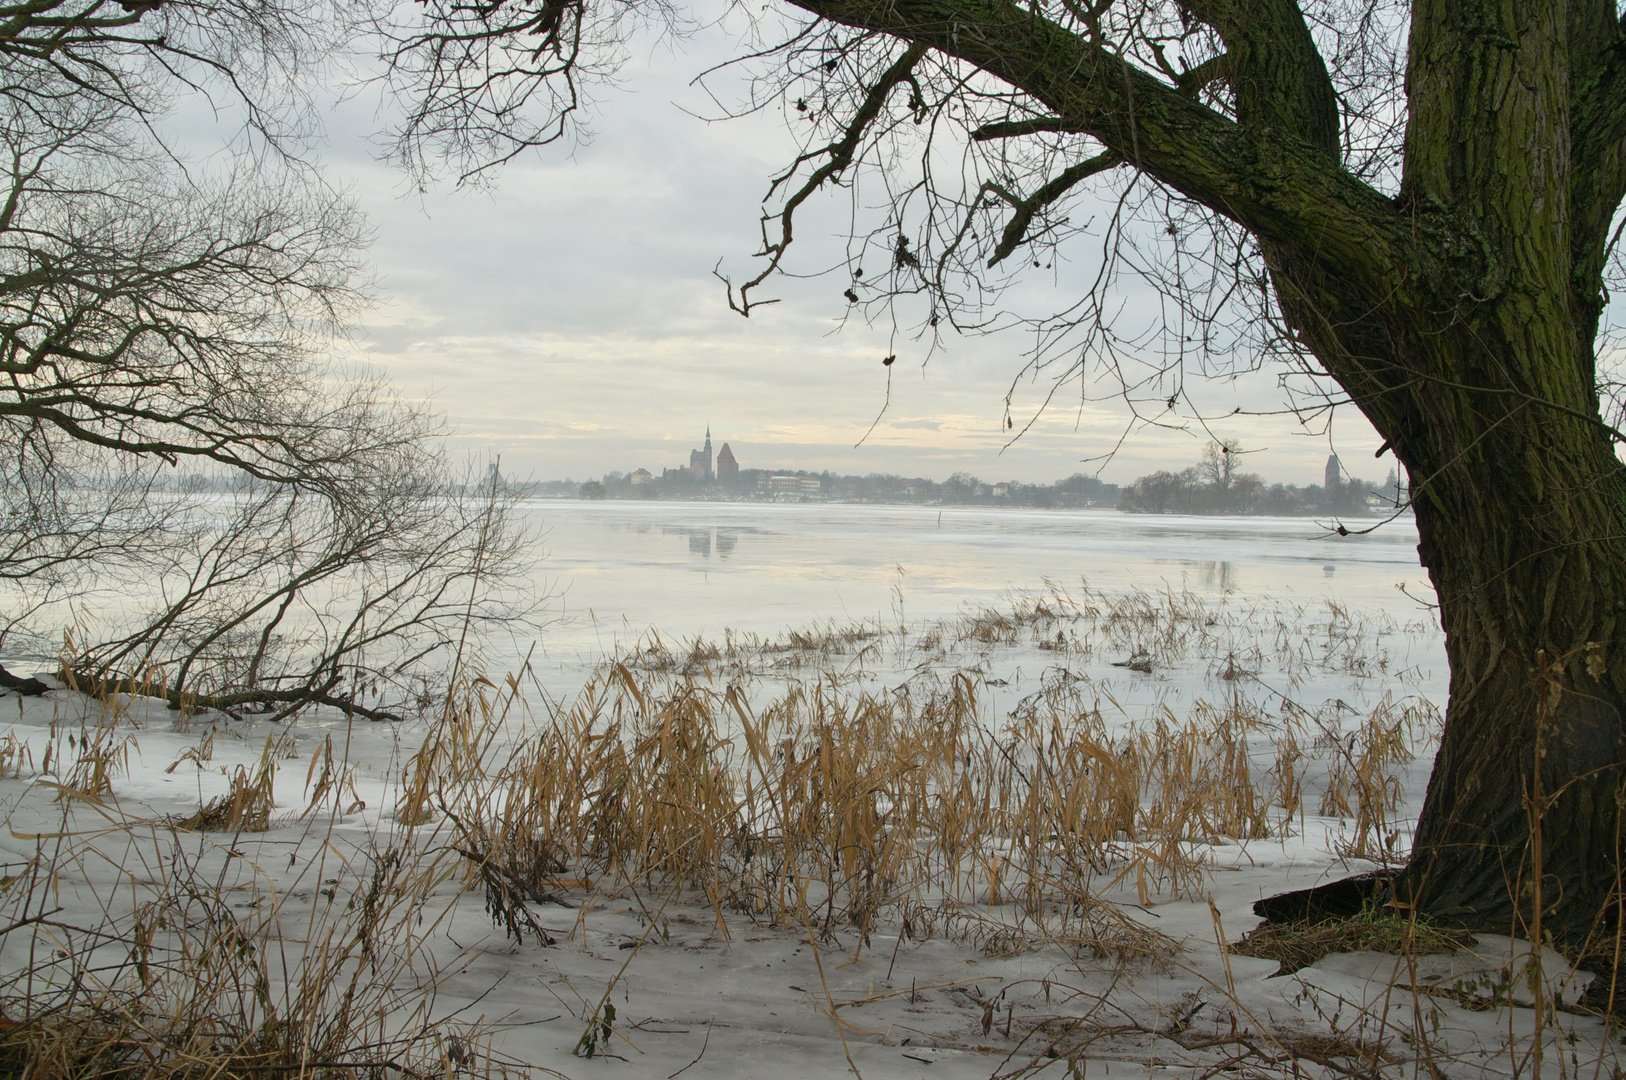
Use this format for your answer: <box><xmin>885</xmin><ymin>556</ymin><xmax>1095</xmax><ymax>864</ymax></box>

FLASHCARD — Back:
<box><xmin>1231</xmin><ymin>909</ymin><xmax>1477</xmax><ymax>975</ymax></box>
<box><xmin>0</xmin><ymin>814</ymin><xmax>484</xmax><ymax>1080</ymax></box>
<box><xmin>170</xmin><ymin>734</ymin><xmax>286</xmax><ymax>832</ymax></box>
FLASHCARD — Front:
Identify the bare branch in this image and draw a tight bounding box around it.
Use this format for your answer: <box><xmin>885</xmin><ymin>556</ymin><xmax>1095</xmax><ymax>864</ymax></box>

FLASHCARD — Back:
<box><xmin>988</xmin><ymin>149</ymin><xmax>1118</xmax><ymax>266</ymax></box>
<box><xmin>784</xmin><ymin>0</ymin><xmax>1408</xmax><ymax>303</ymax></box>
<box><xmin>721</xmin><ymin>40</ymin><xmax>926</xmax><ymax>316</ymax></box>
<box><xmin>969</xmin><ymin>117</ymin><xmax>1084</xmax><ymax>141</ymax></box>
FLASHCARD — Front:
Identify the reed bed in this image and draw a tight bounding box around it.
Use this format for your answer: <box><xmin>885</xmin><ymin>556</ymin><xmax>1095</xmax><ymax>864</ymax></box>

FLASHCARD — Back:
<box><xmin>412</xmin><ymin>631</ymin><xmax>1436</xmax><ymax>960</ymax></box>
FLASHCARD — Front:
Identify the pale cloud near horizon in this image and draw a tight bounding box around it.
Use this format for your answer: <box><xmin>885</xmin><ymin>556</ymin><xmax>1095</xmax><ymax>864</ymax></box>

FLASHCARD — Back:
<box><xmin>316</xmin><ymin>22</ymin><xmax>1387</xmax><ymax>488</ymax></box>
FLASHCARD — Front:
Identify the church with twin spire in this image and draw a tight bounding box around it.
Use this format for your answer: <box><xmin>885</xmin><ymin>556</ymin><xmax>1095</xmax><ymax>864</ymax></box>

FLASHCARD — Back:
<box><xmin>685</xmin><ymin>426</ymin><xmax>738</xmax><ymax>481</ymax></box>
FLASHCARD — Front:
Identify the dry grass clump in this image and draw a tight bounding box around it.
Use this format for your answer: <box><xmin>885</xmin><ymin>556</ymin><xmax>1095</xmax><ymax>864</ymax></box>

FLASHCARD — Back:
<box><xmin>1314</xmin><ymin>695</ymin><xmax>1432</xmax><ymax>864</ymax></box>
<box><xmin>416</xmin><ymin>666</ymin><xmax>994</xmax><ymax>941</ymax></box>
<box><xmin>959</xmin><ymin>607</ymin><xmax>1023</xmax><ymax>645</ymax></box>
<box><xmin>46</xmin><ymin>710</ymin><xmax>136</xmax><ymax>804</ymax></box>
<box><xmin>169</xmin><ymin>734</ymin><xmax>289</xmax><ymax>832</ymax></box>
<box><xmin>0</xmin><ymin>668</ymin><xmax>494</xmax><ymax>1080</ymax></box>
<box><xmin>620</xmin><ymin>621</ymin><xmax>891</xmax><ymax>680</ymax></box>
<box><xmin>993</xmin><ymin>994</ymin><xmax>1401</xmax><ymax>1080</ymax></box>
<box><xmin>602</xmin><ymin>584</ymin><xmax>1419</xmax><ymax>733</ymax></box>
<box><xmin>0</xmin><ymin>812</ymin><xmax>481</xmax><ymax>1080</ymax></box>
<box><xmin>0</xmin><ymin>731</ymin><xmax>31</xmax><ymax>778</ymax></box>
<box><xmin>1001</xmin><ymin>670</ymin><xmax>1380</xmax><ymax>902</ymax></box>
<box><xmin>1231</xmin><ymin>908</ymin><xmax>1478</xmax><ymax>975</ymax></box>
<box><xmin>913</xmin><ymin>585</ymin><xmax>1412</xmax><ymax>698</ymax></box>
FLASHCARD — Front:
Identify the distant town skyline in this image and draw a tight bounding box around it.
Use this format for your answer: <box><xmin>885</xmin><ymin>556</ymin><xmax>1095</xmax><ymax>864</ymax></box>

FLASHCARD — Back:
<box><xmin>544</xmin><ymin>427</ymin><xmax>1383</xmax><ymax>492</ymax></box>
<box><xmin>560</xmin><ymin>436</ymin><xmax>1395</xmax><ymax>517</ymax></box>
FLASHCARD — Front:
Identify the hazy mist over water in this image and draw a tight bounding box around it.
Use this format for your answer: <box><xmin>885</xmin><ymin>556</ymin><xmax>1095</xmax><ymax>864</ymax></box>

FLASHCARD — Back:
<box><xmin>517</xmin><ymin>501</ymin><xmax>1441</xmax><ymax>686</ymax></box>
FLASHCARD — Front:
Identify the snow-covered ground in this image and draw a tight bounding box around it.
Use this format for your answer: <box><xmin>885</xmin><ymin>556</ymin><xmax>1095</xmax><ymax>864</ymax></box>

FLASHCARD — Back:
<box><xmin>1</xmin><ymin>571</ymin><xmax>1615</xmax><ymax>1079</ymax></box>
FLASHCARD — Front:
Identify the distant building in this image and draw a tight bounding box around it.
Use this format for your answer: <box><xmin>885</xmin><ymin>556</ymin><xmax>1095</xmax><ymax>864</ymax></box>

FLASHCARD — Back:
<box><xmin>716</xmin><ymin>443</ymin><xmax>738</xmax><ymax>481</ymax></box>
<box><xmin>629</xmin><ymin>468</ymin><xmax>653</xmax><ymax>486</ymax></box>
<box><xmin>1324</xmin><ymin>454</ymin><xmax>1341</xmax><ymax>491</ymax></box>
<box><xmin>992</xmin><ymin>482</ymin><xmax>1010</xmax><ymax>497</ymax></box>
<box><xmin>689</xmin><ymin>427</ymin><xmax>714</xmax><ymax>479</ymax></box>
<box><xmin>759</xmin><ymin>474</ymin><xmax>821</xmax><ymax>495</ymax></box>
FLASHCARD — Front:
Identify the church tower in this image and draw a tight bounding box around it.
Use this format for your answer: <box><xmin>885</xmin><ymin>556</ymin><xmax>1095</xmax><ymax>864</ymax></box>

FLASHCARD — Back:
<box><xmin>689</xmin><ymin>426</ymin><xmax>715</xmax><ymax>479</ymax></box>
<box><xmin>716</xmin><ymin>441</ymin><xmax>738</xmax><ymax>481</ymax></box>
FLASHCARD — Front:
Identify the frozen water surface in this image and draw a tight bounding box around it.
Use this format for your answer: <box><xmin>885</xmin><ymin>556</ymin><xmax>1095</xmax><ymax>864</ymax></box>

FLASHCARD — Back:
<box><xmin>526</xmin><ymin>501</ymin><xmax>1442</xmax><ymax>691</ymax></box>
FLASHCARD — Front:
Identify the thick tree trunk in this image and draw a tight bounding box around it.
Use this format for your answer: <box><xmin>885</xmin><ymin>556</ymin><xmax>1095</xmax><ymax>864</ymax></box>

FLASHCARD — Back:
<box><xmin>1267</xmin><ymin>232</ymin><xmax>1626</xmax><ymax>949</ymax></box>
<box><xmin>1265</xmin><ymin>256</ymin><xmax>1626</xmax><ymax>948</ymax></box>
<box><xmin>1352</xmin><ymin>0</ymin><xmax>1626</xmax><ymax>951</ymax></box>
<box><xmin>1398</xmin><ymin>394</ymin><xmax>1626</xmax><ymax>950</ymax></box>
<box><xmin>1319</xmin><ymin>0</ymin><xmax>1626</xmax><ymax>944</ymax></box>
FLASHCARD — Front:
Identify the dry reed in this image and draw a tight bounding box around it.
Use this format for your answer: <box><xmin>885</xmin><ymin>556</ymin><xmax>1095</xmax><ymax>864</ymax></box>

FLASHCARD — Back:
<box><xmin>408</xmin><ymin>617</ymin><xmax>1434</xmax><ymax>960</ymax></box>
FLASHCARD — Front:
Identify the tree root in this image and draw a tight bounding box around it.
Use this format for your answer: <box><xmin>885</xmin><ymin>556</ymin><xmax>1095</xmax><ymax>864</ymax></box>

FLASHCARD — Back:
<box><xmin>0</xmin><ymin>664</ymin><xmax>49</xmax><ymax>696</ymax></box>
<box><xmin>1252</xmin><ymin>871</ymin><xmax>1396</xmax><ymax>924</ymax></box>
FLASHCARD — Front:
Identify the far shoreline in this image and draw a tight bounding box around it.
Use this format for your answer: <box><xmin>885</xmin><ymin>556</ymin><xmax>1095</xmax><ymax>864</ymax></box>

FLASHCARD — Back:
<box><xmin>522</xmin><ymin>491</ymin><xmax>1409</xmax><ymax>519</ymax></box>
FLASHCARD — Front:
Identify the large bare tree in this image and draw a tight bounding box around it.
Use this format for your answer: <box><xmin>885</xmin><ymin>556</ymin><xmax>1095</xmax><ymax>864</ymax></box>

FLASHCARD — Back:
<box><xmin>376</xmin><ymin>0</ymin><xmax>1626</xmax><ymax>951</ymax></box>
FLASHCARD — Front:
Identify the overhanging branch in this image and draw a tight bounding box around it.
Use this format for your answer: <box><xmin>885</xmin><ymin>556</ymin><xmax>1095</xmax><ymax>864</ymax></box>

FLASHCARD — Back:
<box><xmin>783</xmin><ymin>0</ymin><xmax>1406</xmax><ymax>302</ymax></box>
<box><xmin>988</xmin><ymin>149</ymin><xmax>1118</xmax><ymax>266</ymax></box>
<box><xmin>719</xmin><ymin>40</ymin><xmax>927</xmax><ymax>316</ymax></box>
<box><xmin>970</xmin><ymin>117</ymin><xmax>1086</xmax><ymax>141</ymax></box>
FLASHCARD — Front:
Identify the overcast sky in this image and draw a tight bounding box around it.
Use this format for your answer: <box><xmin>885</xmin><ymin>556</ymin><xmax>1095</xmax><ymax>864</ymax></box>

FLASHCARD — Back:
<box><xmin>310</xmin><ymin>20</ymin><xmax>1387</xmax><ymax>489</ymax></box>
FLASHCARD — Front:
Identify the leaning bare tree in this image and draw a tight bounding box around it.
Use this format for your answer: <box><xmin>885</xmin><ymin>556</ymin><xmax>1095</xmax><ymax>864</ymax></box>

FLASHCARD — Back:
<box><xmin>371</xmin><ymin>0</ymin><xmax>1626</xmax><ymax>949</ymax></box>
<box><xmin>0</xmin><ymin>15</ymin><xmax>538</xmax><ymax>719</ymax></box>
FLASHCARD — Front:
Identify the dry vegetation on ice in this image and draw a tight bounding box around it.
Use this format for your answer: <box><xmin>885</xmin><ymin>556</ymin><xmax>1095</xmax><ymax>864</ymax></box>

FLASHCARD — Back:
<box><xmin>0</xmin><ymin>584</ymin><xmax>1616</xmax><ymax>1078</ymax></box>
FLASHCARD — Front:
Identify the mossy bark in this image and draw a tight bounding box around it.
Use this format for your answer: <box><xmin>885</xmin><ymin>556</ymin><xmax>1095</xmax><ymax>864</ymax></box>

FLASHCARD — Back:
<box><xmin>786</xmin><ymin>0</ymin><xmax>1626</xmax><ymax>946</ymax></box>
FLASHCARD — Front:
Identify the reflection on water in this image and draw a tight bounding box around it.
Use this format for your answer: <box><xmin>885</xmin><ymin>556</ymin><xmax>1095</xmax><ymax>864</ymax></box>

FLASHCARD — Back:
<box><xmin>663</xmin><ymin>525</ymin><xmax>748</xmax><ymax>561</ymax></box>
<box><xmin>525</xmin><ymin>501</ymin><xmax>1440</xmax><ymax>683</ymax></box>
<box><xmin>1194</xmin><ymin>561</ymin><xmax>1235</xmax><ymax>593</ymax></box>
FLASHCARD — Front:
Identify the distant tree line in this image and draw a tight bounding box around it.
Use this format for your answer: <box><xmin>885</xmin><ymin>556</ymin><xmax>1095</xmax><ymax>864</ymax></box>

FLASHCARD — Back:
<box><xmin>1117</xmin><ymin>443</ymin><xmax>1402</xmax><ymax>516</ymax></box>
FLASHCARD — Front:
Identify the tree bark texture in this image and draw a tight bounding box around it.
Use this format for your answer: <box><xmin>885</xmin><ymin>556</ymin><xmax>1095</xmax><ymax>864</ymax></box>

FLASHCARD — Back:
<box><xmin>783</xmin><ymin>0</ymin><xmax>1626</xmax><ymax>947</ymax></box>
